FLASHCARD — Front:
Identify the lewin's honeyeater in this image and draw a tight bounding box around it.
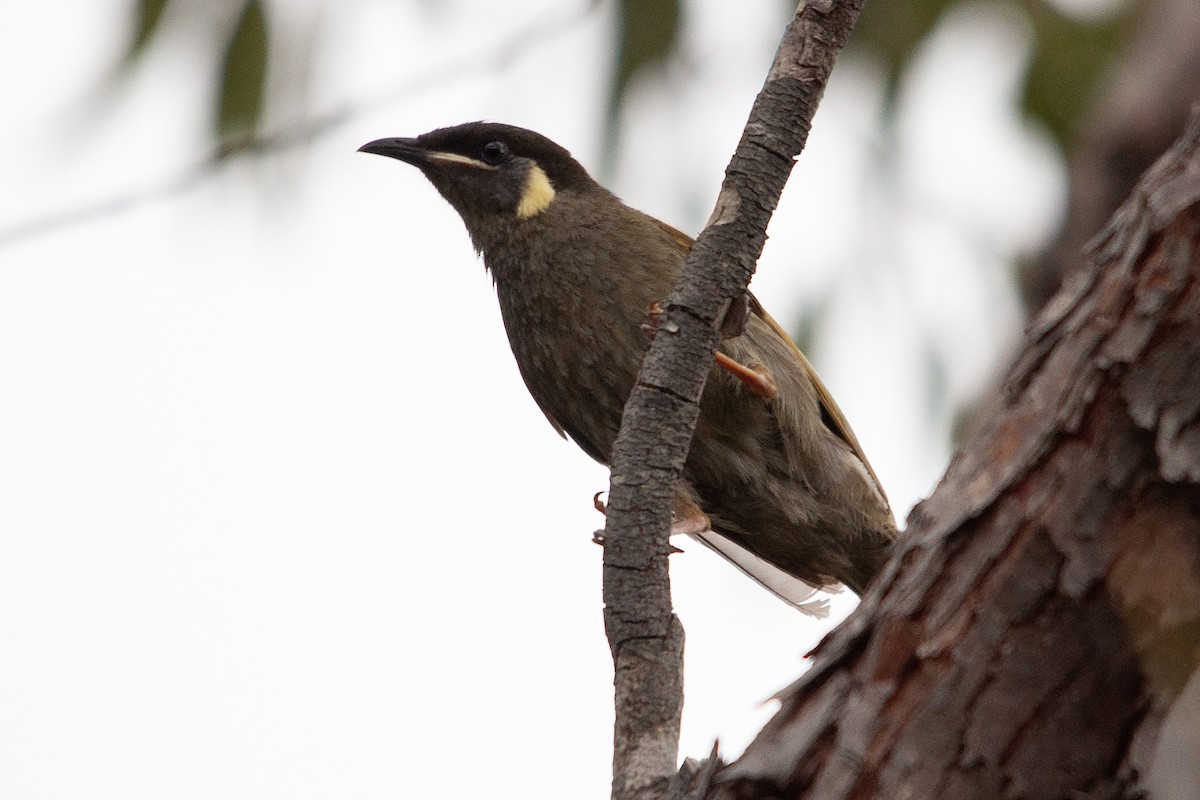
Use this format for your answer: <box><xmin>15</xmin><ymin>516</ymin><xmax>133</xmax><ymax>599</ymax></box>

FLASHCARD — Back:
<box><xmin>360</xmin><ymin>122</ymin><xmax>897</xmax><ymax>612</ymax></box>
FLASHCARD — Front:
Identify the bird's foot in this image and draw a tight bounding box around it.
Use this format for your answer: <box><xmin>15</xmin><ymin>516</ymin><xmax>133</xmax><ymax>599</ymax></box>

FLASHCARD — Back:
<box><xmin>640</xmin><ymin>301</ymin><xmax>666</xmax><ymax>339</ymax></box>
<box><xmin>592</xmin><ymin>489</ymin><xmax>691</xmax><ymax>552</ymax></box>
<box><xmin>593</xmin><ymin>491</ymin><xmax>608</xmax><ymax>545</ymax></box>
<box><xmin>715</xmin><ymin>352</ymin><xmax>779</xmax><ymax>398</ymax></box>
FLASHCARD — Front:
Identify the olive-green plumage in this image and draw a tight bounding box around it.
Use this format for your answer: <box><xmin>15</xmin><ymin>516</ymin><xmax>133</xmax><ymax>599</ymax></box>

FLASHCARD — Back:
<box><xmin>360</xmin><ymin>122</ymin><xmax>897</xmax><ymax>609</ymax></box>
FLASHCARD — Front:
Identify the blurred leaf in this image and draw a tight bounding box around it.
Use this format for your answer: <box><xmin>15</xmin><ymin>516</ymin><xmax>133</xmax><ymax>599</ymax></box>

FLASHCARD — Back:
<box><xmin>123</xmin><ymin>0</ymin><xmax>172</xmax><ymax>65</ymax></box>
<box><xmin>855</xmin><ymin>0</ymin><xmax>1139</xmax><ymax>148</ymax></box>
<box><xmin>611</xmin><ymin>0</ymin><xmax>681</xmax><ymax>116</ymax></box>
<box><xmin>1022</xmin><ymin>2</ymin><xmax>1139</xmax><ymax>145</ymax></box>
<box><xmin>217</xmin><ymin>0</ymin><xmax>269</xmax><ymax>144</ymax></box>
<box><xmin>853</xmin><ymin>0</ymin><xmax>955</xmax><ymax>94</ymax></box>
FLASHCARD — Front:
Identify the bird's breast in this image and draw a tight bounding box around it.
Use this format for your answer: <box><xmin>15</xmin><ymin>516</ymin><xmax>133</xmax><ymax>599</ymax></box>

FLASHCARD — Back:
<box><xmin>481</xmin><ymin>199</ymin><xmax>686</xmax><ymax>461</ymax></box>
<box><xmin>488</xmin><ymin>245</ymin><xmax>656</xmax><ymax>462</ymax></box>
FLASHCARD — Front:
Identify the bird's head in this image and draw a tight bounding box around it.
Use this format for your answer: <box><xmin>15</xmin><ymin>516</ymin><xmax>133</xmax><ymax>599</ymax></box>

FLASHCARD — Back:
<box><xmin>359</xmin><ymin>122</ymin><xmax>597</xmax><ymax>250</ymax></box>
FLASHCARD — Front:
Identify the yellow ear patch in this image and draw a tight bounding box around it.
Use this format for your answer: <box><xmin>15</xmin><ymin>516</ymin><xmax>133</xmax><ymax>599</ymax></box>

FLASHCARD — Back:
<box><xmin>516</xmin><ymin>164</ymin><xmax>556</xmax><ymax>219</ymax></box>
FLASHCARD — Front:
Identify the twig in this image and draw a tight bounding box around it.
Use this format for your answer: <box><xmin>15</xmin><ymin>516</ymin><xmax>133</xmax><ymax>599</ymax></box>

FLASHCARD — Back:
<box><xmin>600</xmin><ymin>1</ymin><xmax>868</xmax><ymax>799</ymax></box>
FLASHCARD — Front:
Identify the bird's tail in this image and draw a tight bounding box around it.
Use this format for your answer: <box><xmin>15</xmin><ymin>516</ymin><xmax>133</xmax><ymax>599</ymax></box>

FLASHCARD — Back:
<box><xmin>688</xmin><ymin>530</ymin><xmax>838</xmax><ymax>616</ymax></box>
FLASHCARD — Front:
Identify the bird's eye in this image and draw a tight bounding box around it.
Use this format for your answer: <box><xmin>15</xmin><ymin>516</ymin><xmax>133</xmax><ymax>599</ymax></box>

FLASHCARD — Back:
<box><xmin>481</xmin><ymin>140</ymin><xmax>510</xmax><ymax>165</ymax></box>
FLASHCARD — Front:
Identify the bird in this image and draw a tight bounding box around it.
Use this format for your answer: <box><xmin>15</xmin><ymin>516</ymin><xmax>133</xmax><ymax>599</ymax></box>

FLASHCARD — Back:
<box><xmin>359</xmin><ymin>122</ymin><xmax>897</xmax><ymax>612</ymax></box>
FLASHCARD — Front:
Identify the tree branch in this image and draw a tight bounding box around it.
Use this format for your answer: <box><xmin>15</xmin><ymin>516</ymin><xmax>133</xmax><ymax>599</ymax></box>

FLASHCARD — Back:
<box><xmin>600</xmin><ymin>2</ymin><xmax>867</xmax><ymax>799</ymax></box>
<box><xmin>712</xmin><ymin>106</ymin><xmax>1200</xmax><ymax>800</ymax></box>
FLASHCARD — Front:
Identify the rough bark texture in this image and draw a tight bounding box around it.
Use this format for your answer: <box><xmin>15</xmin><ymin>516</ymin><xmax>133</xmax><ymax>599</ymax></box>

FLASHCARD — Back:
<box><xmin>711</xmin><ymin>109</ymin><xmax>1200</xmax><ymax>800</ymax></box>
<box><xmin>601</xmin><ymin>2</ymin><xmax>866</xmax><ymax>799</ymax></box>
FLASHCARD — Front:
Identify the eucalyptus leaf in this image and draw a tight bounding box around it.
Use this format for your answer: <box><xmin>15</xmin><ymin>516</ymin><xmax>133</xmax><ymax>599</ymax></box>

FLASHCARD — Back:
<box><xmin>610</xmin><ymin>0</ymin><xmax>681</xmax><ymax>117</ymax></box>
<box><xmin>217</xmin><ymin>0</ymin><xmax>269</xmax><ymax>145</ymax></box>
<box><xmin>124</xmin><ymin>0</ymin><xmax>171</xmax><ymax>65</ymax></box>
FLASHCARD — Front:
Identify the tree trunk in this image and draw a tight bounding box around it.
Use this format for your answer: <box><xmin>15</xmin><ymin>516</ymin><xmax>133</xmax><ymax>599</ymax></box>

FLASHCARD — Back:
<box><xmin>711</xmin><ymin>109</ymin><xmax>1200</xmax><ymax>800</ymax></box>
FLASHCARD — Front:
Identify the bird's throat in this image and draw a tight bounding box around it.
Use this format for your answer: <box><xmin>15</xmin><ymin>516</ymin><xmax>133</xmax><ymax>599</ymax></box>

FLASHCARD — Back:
<box><xmin>516</xmin><ymin>164</ymin><xmax>556</xmax><ymax>219</ymax></box>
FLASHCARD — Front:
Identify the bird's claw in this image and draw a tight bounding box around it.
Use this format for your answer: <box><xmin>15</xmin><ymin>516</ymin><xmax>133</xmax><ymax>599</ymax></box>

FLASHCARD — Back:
<box><xmin>640</xmin><ymin>301</ymin><xmax>666</xmax><ymax>339</ymax></box>
<box><xmin>594</xmin><ymin>493</ymin><xmax>607</xmax><ymax>546</ymax></box>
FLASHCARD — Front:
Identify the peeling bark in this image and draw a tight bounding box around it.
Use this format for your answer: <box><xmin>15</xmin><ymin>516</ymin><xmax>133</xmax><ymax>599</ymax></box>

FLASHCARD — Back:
<box><xmin>713</xmin><ymin>110</ymin><xmax>1200</xmax><ymax>800</ymax></box>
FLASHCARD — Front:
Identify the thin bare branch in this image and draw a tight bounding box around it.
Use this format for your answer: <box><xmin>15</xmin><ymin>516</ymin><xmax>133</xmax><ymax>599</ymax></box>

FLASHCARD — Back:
<box><xmin>600</xmin><ymin>2</ymin><xmax>868</xmax><ymax>799</ymax></box>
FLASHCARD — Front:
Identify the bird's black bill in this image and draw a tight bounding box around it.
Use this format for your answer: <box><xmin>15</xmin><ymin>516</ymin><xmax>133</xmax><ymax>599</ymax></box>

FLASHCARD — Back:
<box><xmin>358</xmin><ymin>137</ymin><xmax>426</xmax><ymax>165</ymax></box>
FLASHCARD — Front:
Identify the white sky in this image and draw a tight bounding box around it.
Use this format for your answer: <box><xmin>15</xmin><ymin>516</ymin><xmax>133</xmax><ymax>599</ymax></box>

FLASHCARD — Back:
<box><xmin>0</xmin><ymin>1</ymin><xmax>1063</xmax><ymax>797</ymax></box>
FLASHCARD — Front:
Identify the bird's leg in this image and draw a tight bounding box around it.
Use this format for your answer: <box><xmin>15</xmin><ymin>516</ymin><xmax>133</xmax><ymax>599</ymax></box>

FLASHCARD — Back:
<box><xmin>643</xmin><ymin>300</ymin><xmax>778</xmax><ymax>398</ymax></box>
<box><xmin>714</xmin><ymin>294</ymin><xmax>779</xmax><ymax>397</ymax></box>
<box><xmin>714</xmin><ymin>352</ymin><xmax>779</xmax><ymax>398</ymax></box>
<box><xmin>671</xmin><ymin>489</ymin><xmax>711</xmax><ymax>538</ymax></box>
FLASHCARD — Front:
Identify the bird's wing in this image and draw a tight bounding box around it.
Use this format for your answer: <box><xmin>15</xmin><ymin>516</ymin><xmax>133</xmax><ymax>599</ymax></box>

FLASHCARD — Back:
<box><xmin>650</xmin><ymin>217</ymin><xmax>696</xmax><ymax>253</ymax></box>
<box><xmin>647</xmin><ymin>215</ymin><xmax>888</xmax><ymax>503</ymax></box>
<box><xmin>745</xmin><ymin>293</ymin><xmax>889</xmax><ymax>503</ymax></box>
